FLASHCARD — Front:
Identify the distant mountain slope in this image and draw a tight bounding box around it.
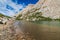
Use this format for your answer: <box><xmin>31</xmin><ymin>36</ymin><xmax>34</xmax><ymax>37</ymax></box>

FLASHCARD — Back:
<box><xmin>0</xmin><ymin>13</ymin><xmax>11</xmax><ymax>18</ymax></box>
<box><xmin>16</xmin><ymin>0</ymin><xmax>60</xmax><ymax>21</ymax></box>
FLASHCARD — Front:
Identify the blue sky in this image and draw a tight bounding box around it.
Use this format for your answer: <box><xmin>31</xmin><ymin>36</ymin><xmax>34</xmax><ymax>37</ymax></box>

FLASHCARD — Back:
<box><xmin>12</xmin><ymin>0</ymin><xmax>38</xmax><ymax>5</ymax></box>
<box><xmin>0</xmin><ymin>0</ymin><xmax>38</xmax><ymax>16</ymax></box>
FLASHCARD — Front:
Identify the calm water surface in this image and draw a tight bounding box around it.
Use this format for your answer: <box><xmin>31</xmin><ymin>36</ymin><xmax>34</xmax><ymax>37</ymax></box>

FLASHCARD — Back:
<box><xmin>14</xmin><ymin>21</ymin><xmax>60</xmax><ymax>40</ymax></box>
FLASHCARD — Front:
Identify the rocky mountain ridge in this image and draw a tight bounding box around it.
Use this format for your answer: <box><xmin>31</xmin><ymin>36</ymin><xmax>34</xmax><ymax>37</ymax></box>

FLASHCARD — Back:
<box><xmin>16</xmin><ymin>0</ymin><xmax>60</xmax><ymax>21</ymax></box>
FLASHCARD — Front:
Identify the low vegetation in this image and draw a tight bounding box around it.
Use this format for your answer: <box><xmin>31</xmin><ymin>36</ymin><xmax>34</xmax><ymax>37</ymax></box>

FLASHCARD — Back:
<box><xmin>16</xmin><ymin>12</ymin><xmax>53</xmax><ymax>21</ymax></box>
<box><xmin>0</xmin><ymin>13</ymin><xmax>11</xmax><ymax>18</ymax></box>
<box><xmin>16</xmin><ymin>11</ymin><xmax>60</xmax><ymax>22</ymax></box>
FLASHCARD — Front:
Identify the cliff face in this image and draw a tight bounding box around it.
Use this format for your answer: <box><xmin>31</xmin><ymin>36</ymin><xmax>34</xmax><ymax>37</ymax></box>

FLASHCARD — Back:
<box><xmin>38</xmin><ymin>0</ymin><xmax>60</xmax><ymax>19</ymax></box>
<box><xmin>16</xmin><ymin>0</ymin><xmax>60</xmax><ymax>21</ymax></box>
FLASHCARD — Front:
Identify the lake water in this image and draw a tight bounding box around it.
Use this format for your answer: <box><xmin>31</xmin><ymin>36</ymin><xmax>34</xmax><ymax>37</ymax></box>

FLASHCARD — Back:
<box><xmin>13</xmin><ymin>21</ymin><xmax>60</xmax><ymax>40</ymax></box>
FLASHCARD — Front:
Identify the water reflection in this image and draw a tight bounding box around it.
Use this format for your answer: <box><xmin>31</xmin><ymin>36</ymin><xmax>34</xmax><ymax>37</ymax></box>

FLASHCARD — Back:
<box><xmin>14</xmin><ymin>21</ymin><xmax>60</xmax><ymax>40</ymax></box>
<box><xmin>33</xmin><ymin>21</ymin><xmax>60</xmax><ymax>26</ymax></box>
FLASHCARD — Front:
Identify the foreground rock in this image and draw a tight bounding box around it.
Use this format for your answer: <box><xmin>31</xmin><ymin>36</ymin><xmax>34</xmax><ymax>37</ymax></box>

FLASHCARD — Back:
<box><xmin>0</xmin><ymin>21</ymin><xmax>36</xmax><ymax>40</ymax></box>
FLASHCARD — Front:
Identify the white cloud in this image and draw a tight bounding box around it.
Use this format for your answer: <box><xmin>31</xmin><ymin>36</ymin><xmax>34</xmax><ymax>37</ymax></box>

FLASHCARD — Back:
<box><xmin>0</xmin><ymin>0</ymin><xmax>25</xmax><ymax>16</ymax></box>
<box><xmin>0</xmin><ymin>8</ymin><xmax>15</xmax><ymax>16</ymax></box>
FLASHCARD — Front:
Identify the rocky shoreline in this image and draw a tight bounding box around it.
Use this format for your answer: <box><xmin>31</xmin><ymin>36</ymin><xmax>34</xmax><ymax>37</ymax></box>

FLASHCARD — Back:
<box><xmin>0</xmin><ymin>20</ymin><xmax>36</xmax><ymax>40</ymax></box>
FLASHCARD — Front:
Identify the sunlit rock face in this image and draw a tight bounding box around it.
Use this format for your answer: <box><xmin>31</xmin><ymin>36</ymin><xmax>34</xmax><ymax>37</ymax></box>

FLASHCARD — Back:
<box><xmin>38</xmin><ymin>0</ymin><xmax>60</xmax><ymax>19</ymax></box>
<box><xmin>17</xmin><ymin>0</ymin><xmax>60</xmax><ymax>19</ymax></box>
<box><xmin>18</xmin><ymin>4</ymin><xmax>34</xmax><ymax>15</ymax></box>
